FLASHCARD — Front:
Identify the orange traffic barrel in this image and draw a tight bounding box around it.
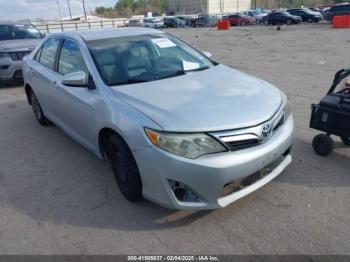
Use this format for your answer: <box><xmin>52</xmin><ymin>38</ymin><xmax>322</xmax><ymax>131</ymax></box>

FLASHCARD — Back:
<box><xmin>333</xmin><ymin>16</ymin><xmax>350</xmax><ymax>28</ymax></box>
<box><xmin>217</xmin><ymin>19</ymin><xmax>230</xmax><ymax>30</ymax></box>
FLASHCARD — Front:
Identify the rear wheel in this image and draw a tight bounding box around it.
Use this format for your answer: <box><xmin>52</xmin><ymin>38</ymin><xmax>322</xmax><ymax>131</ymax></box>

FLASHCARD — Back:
<box><xmin>108</xmin><ymin>135</ymin><xmax>142</xmax><ymax>201</ymax></box>
<box><xmin>312</xmin><ymin>134</ymin><xmax>334</xmax><ymax>156</ymax></box>
<box><xmin>286</xmin><ymin>19</ymin><xmax>292</xmax><ymax>25</ymax></box>
<box><xmin>341</xmin><ymin>136</ymin><xmax>350</xmax><ymax>146</ymax></box>
<box><xmin>30</xmin><ymin>90</ymin><xmax>51</xmax><ymax>126</ymax></box>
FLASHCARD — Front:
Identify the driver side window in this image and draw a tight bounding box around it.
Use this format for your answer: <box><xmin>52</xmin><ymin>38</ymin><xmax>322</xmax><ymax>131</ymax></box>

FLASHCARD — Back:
<box><xmin>58</xmin><ymin>39</ymin><xmax>88</xmax><ymax>76</ymax></box>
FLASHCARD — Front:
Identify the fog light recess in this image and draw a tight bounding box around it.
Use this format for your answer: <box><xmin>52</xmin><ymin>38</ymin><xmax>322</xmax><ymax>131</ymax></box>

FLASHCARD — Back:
<box><xmin>168</xmin><ymin>179</ymin><xmax>202</xmax><ymax>203</ymax></box>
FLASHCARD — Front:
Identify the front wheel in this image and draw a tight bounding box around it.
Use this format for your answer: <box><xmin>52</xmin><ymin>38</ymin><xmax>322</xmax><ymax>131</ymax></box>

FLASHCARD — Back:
<box><xmin>312</xmin><ymin>134</ymin><xmax>334</xmax><ymax>156</ymax></box>
<box><xmin>341</xmin><ymin>136</ymin><xmax>350</xmax><ymax>146</ymax></box>
<box><xmin>30</xmin><ymin>91</ymin><xmax>51</xmax><ymax>126</ymax></box>
<box><xmin>108</xmin><ymin>135</ymin><xmax>142</xmax><ymax>202</ymax></box>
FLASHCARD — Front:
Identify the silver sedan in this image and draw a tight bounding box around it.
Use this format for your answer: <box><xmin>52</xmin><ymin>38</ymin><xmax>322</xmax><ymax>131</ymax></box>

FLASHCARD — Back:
<box><xmin>23</xmin><ymin>28</ymin><xmax>293</xmax><ymax>210</ymax></box>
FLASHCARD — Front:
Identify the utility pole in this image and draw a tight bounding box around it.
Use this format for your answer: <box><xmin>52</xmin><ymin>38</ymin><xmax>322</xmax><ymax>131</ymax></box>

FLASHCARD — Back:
<box><xmin>66</xmin><ymin>0</ymin><xmax>72</xmax><ymax>19</ymax></box>
<box><xmin>82</xmin><ymin>0</ymin><xmax>87</xmax><ymax>21</ymax></box>
<box><xmin>56</xmin><ymin>0</ymin><xmax>62</xmax><ymax>20</ymax></box>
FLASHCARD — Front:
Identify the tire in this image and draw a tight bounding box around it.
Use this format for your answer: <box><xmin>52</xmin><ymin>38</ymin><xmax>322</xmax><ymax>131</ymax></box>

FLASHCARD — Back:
<box><xmin>108</xmin><ymin>135</ymin><xmax>142</xmax><ymax>202</ymax></box>
<box><xmin>286</xmin><ymin>19</ymin><xmax>292</xmax><ymax>25</ymax></box>
<box><xmin>30</xmin><ymin>90</ymin><xmax>51</xmax><ymax>126</ymax></box>
<box><xmin>341</xmin><ymin>136</ymin><xmax>350</xmax><ymax>146</ymax></box>
<box><xmin>312</xmin><ymin>134</ymin><xmax>334</xmax><ymax>156</ymax></box>
<box><xmin>264</xmin><ymin>20</ymin><xmax>269</xmax><ymax>26</ymax></box>
<box><xmin>307</xmin><ymin>18</ymin><xmax>313</xmax><ymax>23</ymax></box>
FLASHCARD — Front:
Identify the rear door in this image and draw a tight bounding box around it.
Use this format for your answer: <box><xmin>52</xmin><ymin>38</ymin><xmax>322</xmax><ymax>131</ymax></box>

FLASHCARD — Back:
<box><xmin>30</xmin><ymin>38</ymin><xmax>61</xmax><ymax>120</ymax></box>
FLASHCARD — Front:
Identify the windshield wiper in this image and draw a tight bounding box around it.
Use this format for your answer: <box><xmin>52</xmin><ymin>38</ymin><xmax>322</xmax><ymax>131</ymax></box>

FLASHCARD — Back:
<box><xmin>108</xmin><ymin>79</ymin><xmax>150</xmax><ymax>86</ymax></box>
<box><xmin>186</xmin><ymin>66</ymin><xmax>210</xmax><ymax>72</ymax></box>
<box><xmin>156</xmin><ymin>70</ymin><xmax>186</xmax><ymax>80</ymax></box>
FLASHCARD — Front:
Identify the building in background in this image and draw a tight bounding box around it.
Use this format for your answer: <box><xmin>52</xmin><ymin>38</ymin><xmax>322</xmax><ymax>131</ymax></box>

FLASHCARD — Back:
<box><xmin>168</xmin><ymin>0</ymin><xmax>252</xmax><ymax>15</ymax></box>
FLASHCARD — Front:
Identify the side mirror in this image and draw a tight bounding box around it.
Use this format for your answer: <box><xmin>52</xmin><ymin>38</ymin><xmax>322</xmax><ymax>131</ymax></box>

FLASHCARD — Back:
<box><xmin>202</xmin><ymin>51</ymin><xmax>212</xmax><ymax>58</ymax></box>
<box><xmin>62</xmin><ymin>71</ymin><xmax>88</xmax><ymax>87</ymax></box>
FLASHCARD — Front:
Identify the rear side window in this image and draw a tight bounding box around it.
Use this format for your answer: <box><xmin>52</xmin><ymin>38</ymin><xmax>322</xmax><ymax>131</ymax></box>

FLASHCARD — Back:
<box><xmin>58</xmin><ymin>39</ymin><xmax>88</xmax><ymax>75</ymax></box>
<box><xmin>39</xmin><ymin>38</ymin><xmax>60</xmax><ymax>70</ymax></box>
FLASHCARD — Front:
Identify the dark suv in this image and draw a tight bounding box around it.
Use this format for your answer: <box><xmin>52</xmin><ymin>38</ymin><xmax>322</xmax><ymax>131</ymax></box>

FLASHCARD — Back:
<box><xmin>325</xmin><ymin>3</ymin><xmax>350</xmax><ymax>21</ymax></box>
<box><xmin>163</xmin><ymin>17</ymin><xmax>185</xmax><ymax>28</ymax></box>
<box><xmin>0</xmin><ymin>21</ymin><xmax>43</xmax><ymax>86</ymax></box>
<box><xmin>261</xmin><ymin>11</ymin><xmax>302</xmax><ymax>25</ymax></box>
<box><xmin>287</xmin><ymin>8</ymin><xmax>323</xmax><ymax>22</ymax></box>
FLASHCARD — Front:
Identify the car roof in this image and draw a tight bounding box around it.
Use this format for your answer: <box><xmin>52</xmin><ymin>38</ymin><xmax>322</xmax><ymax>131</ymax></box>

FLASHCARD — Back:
<box><xmin>50</xmin><ymin>28</ymin><xmax>164</xmax><ymax>41</ymax></box>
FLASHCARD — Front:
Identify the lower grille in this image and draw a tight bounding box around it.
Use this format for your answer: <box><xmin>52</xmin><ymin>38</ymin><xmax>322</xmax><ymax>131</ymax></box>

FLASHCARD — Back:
<box><xmin>9</xmin><ymin>51</ymin><xmax>31</xmax><ymax>61</ymax></box>
<box><xmin>221</xmin><ymin>155</ymin><xmax>286</xmax><ymax>197</ymax></box>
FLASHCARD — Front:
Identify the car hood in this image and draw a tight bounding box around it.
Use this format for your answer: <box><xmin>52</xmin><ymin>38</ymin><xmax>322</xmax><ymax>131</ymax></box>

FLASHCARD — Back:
<box><xmin>111</xmin><ymin>65</ymin><xmax>283</xmax><ymax>132</ymax></box>
<box><xmin>0</xmin><ymin>39</ymin><xmax>41</xmax><ymax>52</ymax></box>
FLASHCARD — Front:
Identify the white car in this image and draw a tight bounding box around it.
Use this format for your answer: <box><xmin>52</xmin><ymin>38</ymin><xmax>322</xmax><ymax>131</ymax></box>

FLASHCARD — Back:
<box><xmin>144</xmin><ymin>18</ymin><xmax>164</xmax><ymax>28</ymax></box>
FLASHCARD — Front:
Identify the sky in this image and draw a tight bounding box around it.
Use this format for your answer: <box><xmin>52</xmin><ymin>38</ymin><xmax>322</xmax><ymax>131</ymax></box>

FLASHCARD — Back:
<box><xmin>0</xmin><ymin>0</ymin><xmax>116</xmax><ymax>21</ymax></box>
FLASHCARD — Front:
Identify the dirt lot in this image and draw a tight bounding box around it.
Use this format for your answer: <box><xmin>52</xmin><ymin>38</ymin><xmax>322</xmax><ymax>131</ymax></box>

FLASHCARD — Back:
<box><xmin>0</xmin><ymin>24</ymin><xmax>349</xmax><ymax>255</ymax></box>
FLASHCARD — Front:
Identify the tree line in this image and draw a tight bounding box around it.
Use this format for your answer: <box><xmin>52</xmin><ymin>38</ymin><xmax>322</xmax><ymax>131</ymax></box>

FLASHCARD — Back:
<box><xmin>96</xmin><ymin>0</ymin><xmax>168</xmax><ymax>18</ymax></box>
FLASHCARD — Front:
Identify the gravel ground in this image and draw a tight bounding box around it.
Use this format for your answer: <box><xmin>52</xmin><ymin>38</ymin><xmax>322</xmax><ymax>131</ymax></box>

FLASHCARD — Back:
<box><xmin>0</xmin><ymin>23</ymin><xmax>349</xmax><ymax>255</ymax></box>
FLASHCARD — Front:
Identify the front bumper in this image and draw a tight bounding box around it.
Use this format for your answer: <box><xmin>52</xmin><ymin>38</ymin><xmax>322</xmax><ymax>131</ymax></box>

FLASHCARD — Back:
<box><xmin>0</xmin><ymin>59</ymin><xmax>23</xmax><ymax>80</ymax></box>
<box><xmin>133</xmin><ymin>114</ymin><xmax>294</xmax><ymax>210</ymax></box>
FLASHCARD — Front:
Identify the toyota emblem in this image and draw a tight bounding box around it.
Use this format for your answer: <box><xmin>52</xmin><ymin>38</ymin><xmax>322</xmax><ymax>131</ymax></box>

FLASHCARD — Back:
<box><xmin>261</xmin><ymin>124</ymin><xmax>272</xmax><ymax>138</ymax></box>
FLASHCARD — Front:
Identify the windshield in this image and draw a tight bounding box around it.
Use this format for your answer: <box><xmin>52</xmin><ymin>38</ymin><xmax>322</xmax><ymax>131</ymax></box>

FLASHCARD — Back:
<box><xmin>0</xmin><ymin>24</ymin><xmax>42</xmax><ymax>41</ymax></box>
<box><xmin>87</xmin><ymin>34</ymin><xmax>214</xmax><ymax>86</ymax></box>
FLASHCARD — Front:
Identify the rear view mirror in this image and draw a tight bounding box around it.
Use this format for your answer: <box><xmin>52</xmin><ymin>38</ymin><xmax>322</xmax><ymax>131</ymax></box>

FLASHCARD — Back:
<box><xmin>202</xmin><ymin>51</ymin><xmax>212</xmax><ymax>58</ymax></box>
<box><xmin>62</xmin><ymin>71</ymin><xmax>88</xmax><ymax>87</ymax></box>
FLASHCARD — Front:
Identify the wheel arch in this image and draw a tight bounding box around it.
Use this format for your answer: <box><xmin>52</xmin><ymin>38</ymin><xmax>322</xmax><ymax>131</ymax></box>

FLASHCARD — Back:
<box><xmin>24</xmin><ymin>83</ymin><xmax>33</xmax><ymax>105</ymax></box>
<box><xmin>98</xmin><ymin>127</ymin><xmax>130</xmax><ymax>160</ymax></box>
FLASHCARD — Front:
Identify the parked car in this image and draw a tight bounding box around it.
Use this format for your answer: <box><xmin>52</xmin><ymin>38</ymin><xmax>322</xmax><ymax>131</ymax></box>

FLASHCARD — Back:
<box><xmin>261</xmin><ymin>11</ymin><xmax>302</xmax><ymax>25</ymax></box>
<box><xmin>225</xmin><ymin>13</ymin><xmax>256</xmax><ymax>26</ymax></box>
<box><xmin>0</xmin><ymin>21</ymin><xmax>43</xmax><ymax>86</ymax></box>
<box><xmin>163</xmin><ymin>17</ymin><xmax>185</xmax><ymax>28</ymax></box>
<box><xmin>193</xmin><ymin>15</ymin><xmax>218</xmax><ymax>27</ymax></box>
<box><xmin>325</xmin><ymin>3</ymin><xmax>350</xmax><ymax>22</ymax></box>
<box><xmin>176</xmin><ymin>16</ymin><xmax>193</xmax><ymax>27</ymax></box>
<box><xmin>144</xmin><ymin>18</ymin><xmax>164</xmax><ymax>28</ymax></box>
<box><xmin>308</xmin><ymin>7</ymin><xmax>322</xmax><ymax>13</ymax></box>
<box><xmin>23</xmin><ymin>28</ymin><xmax>293</xmax><ymax>210</ymax></box>
<box><xmin>287</xmin><ymin>8</ymin><xmax>323</xmax><ymax>22</ymax></box>
<box><xmin>128</xmin><ymin>19</ymin><xmax>144</xmax><ymax>27</ymax></box>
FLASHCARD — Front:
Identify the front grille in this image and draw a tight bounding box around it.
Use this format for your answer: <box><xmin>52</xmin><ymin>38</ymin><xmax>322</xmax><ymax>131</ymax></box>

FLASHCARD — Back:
<box><xmin>9</xmin><ymin>51</ymin><xmax>31</xmax><ymax>61</ymax></box>
<box><xmin>225</xmin><ymin>139</ymin><xmax>260</xmax><ymax>151</ymax></box>
<box><xmin>217</xmin><ymin>109</ymin><xmax>286</xmax><ymax>152</ymax></box>
<box><xmin>13</xmin><ymin>70</ymin><xmax>23</xmax><ymax>79</ymax></box>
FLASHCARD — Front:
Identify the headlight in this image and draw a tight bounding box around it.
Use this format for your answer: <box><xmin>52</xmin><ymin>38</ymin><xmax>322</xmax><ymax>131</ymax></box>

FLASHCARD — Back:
<box><xmin>0</xmin><ymin>52</ymin><xmax>10</xmax><ymax>59</ymax></box>
<box><xmin>145</xmin><ymin>128</ymin><xmax>227</xmax><ymax>159</ymax></box>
